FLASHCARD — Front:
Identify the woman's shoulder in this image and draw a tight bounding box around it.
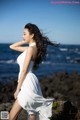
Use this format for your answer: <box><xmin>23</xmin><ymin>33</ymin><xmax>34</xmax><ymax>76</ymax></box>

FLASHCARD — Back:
<box><xmin>27</xmin><ymin>46</ymin><xmax>37</xmax><ymax>61</ymax></box>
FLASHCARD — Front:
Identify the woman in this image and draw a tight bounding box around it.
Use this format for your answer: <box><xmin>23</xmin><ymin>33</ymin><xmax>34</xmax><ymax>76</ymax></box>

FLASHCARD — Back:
<box><xmin>9</xmin><ymin>23</ymin><xmax>57</xmax><ymax>120</ymax></box>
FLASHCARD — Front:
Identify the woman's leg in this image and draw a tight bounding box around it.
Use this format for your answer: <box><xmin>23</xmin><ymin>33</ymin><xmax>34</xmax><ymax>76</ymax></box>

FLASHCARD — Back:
<box><xmin>9</xmin><ymin>99</ymin><xmax>23</xmax><ymax>120</ymax></box>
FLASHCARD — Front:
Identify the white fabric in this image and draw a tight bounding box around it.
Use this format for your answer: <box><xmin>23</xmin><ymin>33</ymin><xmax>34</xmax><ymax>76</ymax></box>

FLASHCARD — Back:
<box><xmin>16</xmin><ymin>46</ymin><xmax>54</xmax><ymax>120</ymax></box>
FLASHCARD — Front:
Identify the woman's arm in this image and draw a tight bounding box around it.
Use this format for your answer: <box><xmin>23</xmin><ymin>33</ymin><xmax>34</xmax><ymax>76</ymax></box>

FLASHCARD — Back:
<box><xmin>9</xmin><ymin>40</ymin><xmax>28</xmax><ymax>52</ymax></box>
<box><xmin>16</xmin><ymin>46</ymin><xmax>33</xmax><ymax>91</ymax></box>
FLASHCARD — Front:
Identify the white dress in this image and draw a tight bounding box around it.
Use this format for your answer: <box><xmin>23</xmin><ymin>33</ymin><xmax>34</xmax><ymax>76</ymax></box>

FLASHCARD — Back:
<box><xmin>16</xmin><ymin>42</ymin><xmax>54</xmax><ymax>120</ymax></box>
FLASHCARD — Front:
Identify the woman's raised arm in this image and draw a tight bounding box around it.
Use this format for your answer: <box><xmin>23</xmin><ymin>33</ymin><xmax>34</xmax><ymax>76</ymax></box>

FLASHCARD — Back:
<box><xmin>9</xmin><ymin>40</ymin><xmax>28</xmax><ymax>52</ymax></box>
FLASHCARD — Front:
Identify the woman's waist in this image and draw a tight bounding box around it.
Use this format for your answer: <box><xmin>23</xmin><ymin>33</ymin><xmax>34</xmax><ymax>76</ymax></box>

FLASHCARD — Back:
<box><xmin>17</xmin><ymin>71</ymin><xmax>37</xmax><ymax>83</ymax></box>
<box><xmin>17</xmin><ymin>71</ymin><xmax>33</xmax><ymax>82</ymax></box>
<box><xmin>19</xmin><ymin>70</ymin><xmax>33</xmax><ymax>76</ymax></box>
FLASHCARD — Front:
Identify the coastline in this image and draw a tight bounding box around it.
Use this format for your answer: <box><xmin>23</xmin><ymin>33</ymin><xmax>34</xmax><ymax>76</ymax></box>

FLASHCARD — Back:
<box><xmin>0</xmin><ymin>71</ymin><xmax>80</xmax><ymax>119</ymax></box>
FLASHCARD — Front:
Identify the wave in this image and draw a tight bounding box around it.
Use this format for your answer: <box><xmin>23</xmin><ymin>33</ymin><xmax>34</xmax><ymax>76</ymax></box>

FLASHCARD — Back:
<box><xmin>42</xmin><ymin>61</ymin><xmax>51</xmax><ymax>64</ymax></box>
<box><xmin>74</xmin><ymin>48</ymin><xmax>80</xmax><ymax>54</ymax></box>
<box><xmin>0</xmin><ymin>60</ymin><xmax>17</xmax><ymax>64</ymax></box>
<box><xmin>60</xmin><ymin>47</ymin><xmax>80</xmax><ymax>53</ymax></box>
<box><xmin>66</xmin><ymin>56</ymin><xmax>71</xmax><ymax>60</ymax></box>
<box><xmin>65</xmin><ymin>57</ymin><xmax>80</xmax><ymax>64</ymax></box>
<box><xmin>59</xmin><ymin>48</ymin><xmax>68</xmax><ymax>51</ymax></box>
<box><xmin>42</xmin><ymin>61</ymin><xmax>69</xmax><ymax>65</ymax></box>
<box><xmin>1</xmin><ymin>58</ymin><xmax>79</xmax><ymax>65</ymax></box>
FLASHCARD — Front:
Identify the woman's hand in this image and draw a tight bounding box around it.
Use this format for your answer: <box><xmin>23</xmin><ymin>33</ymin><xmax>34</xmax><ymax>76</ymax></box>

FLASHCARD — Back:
<box><xmin>14</xmin><ymin>89</ymin><xmax>20</xmax><ymax>99</ymax></box>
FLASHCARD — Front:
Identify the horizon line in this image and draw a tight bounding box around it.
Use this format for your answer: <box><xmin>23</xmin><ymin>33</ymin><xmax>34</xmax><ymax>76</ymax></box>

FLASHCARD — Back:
<box><xmin>0</xmin><ymin>43</ymin><xmax>80</xmax><ymax>45</ymax></box>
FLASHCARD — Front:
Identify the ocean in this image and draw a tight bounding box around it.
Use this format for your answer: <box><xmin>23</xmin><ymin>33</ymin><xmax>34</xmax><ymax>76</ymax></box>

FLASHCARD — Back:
<box><xmin>0</xmin><ymin>43</ymin><xmax>80</xmax><ymax>84</ymax></box>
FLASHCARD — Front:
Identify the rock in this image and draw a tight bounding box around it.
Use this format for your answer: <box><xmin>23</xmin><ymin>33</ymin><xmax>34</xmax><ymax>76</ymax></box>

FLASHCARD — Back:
<box><xmin>50</xmin><ymin>100</ymin><xmax>78</xmax><ymax>120</ymax></box>
<box><xmin>0</xmin><ymin>100</ymin><xmax>78</xmax><ymax>120</ymax></box>
<box><xmin>0</xmin><ymin>71</ymin><xmax>80</xmax><ymax>116</ymax></box>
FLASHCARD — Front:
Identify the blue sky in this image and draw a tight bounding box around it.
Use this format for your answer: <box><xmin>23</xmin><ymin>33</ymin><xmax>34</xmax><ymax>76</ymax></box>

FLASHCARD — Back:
<box><xmin>0</xmin><ymin>0</ymin><xmax>80</xmax><ymax>44</ymax></box>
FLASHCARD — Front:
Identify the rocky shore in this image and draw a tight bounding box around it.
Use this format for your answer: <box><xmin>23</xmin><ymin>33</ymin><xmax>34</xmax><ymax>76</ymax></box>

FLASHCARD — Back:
<box><xmin>0</xmin><ymin>71</ymin><xmax>80</xmax><ymax>120</ymax></box>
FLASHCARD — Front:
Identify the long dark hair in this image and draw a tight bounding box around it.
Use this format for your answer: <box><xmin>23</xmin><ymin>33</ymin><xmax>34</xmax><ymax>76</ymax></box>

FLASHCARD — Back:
<box><xmin>24</xmin><ymin>23</ymin><xmax>59</xmax><ymax>70</ymax></box>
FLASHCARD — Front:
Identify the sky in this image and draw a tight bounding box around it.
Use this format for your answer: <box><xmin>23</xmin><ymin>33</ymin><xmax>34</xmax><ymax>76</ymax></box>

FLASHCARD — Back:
<box><xmin>0</xmin><ymin>0</ymin><xmax>80</xmax><ymax>44</ymax></box>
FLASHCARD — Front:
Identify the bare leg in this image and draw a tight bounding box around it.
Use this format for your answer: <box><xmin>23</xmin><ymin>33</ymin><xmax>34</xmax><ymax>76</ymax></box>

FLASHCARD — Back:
<box><xmin>28</xmin><ymin>114</ymin><xmax>36</xmax><ymax>120</ymax></box>
<box><xmin>9</xmin><ymin>99</ymin><xmax>23</xmax><ymax>120</ymax></box>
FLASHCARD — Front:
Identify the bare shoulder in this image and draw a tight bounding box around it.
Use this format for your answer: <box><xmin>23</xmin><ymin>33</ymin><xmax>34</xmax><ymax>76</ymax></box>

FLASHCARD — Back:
<box><xmin>24</xmin><ymin>46</ymin><xmax>34</xmax><ymax>61</ymax></box>
<box><xmin>27</xmin><ymin>46</ymin><xmax>37</xmax><ymax>61</ymax></box>
<box><xmin>27</xmin><ymin>46</ymin><xmax>35</xmax><ymax>53</ymax></box>
<box><xmin>29</xmin><ymin>45</ymin><xmax>37</xmax><ymax>53</ymax></box>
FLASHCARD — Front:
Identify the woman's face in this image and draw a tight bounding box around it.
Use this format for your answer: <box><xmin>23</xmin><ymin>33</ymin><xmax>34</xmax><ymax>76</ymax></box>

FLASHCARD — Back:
<box><xmin>23</xmin><ymin>28</ymin><xmax>33</xmax><ymax>43</ymax></box>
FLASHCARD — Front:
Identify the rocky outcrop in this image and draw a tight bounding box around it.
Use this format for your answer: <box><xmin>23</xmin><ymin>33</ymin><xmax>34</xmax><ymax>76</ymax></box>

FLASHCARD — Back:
<box><xmin>0</xmin><ymin>71</ymin><xmax>80</xmax><ymax>120</ymax></box>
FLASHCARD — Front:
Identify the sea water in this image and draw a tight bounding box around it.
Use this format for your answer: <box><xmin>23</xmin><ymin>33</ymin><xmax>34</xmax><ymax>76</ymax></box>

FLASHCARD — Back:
<box><xmin>0</xmin><ymin>43</ymin><xmax>80</xmax><ymax>84</ymax></box>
